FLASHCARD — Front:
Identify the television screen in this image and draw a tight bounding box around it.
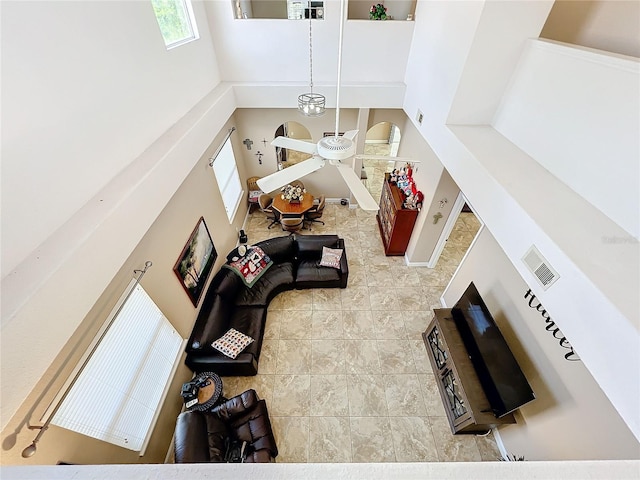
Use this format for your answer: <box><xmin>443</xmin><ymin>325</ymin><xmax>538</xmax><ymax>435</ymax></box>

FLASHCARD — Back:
<box><xmin>451</xmin><ymin>282</ymin><xmax>535</xmax><ymax>417</ymax></box>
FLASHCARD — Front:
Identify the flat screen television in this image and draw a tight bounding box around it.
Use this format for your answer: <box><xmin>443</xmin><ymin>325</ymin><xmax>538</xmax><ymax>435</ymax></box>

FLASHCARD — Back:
<box><xmin>451</xmin><ymin>282</ymin><xmax>535</xmax><ymax>417</ymax></box>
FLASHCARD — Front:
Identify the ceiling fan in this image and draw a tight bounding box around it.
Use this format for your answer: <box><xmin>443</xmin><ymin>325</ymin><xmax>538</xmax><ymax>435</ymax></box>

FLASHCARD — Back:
<box><xmin>256</xmin><ymin>0</ymin><xmax>379</xmax><ymax>211</ymax></box>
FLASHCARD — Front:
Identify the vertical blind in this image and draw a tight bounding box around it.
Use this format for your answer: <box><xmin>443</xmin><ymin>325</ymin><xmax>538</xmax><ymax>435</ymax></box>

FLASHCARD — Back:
<box><xmin>51</xmin><ymin>282</ymin><xmax>183</xmax><ymax>452</ymax></box>
<box><xmin>212</xmin><ymin>137</ymin><xmax>243</xmax><ymax>222</ymax></box>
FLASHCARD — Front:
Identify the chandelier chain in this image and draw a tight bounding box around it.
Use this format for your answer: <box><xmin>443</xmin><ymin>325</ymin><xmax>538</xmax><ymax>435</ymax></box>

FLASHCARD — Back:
<box><xmin>308</xmin><ymin>10</ymin><xmax>313</xmax><ymax>92</ymax></box>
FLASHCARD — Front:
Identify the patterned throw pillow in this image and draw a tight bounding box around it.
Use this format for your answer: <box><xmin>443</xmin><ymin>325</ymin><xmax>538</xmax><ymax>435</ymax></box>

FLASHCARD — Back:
<box><xmin>319</xmin><ymin>246</ymin><xmax>343</xmax><ymax>269</ymax></box>
<box><xmin>211</xmin><ymin>328</ymin><xmax>254</xmax><ymax>359</ymax></box>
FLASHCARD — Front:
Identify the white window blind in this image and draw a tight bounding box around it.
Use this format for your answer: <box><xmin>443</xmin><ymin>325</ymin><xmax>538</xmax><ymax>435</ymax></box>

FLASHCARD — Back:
<box><xmin>212</xmin><ymin>138</ymin><xmax>243</xmax><ymax>222</ymax></box>
<box><xmin>51</xmin><ymin>282</ymin><xmax>184</xmax><ymax>453</ymax></box>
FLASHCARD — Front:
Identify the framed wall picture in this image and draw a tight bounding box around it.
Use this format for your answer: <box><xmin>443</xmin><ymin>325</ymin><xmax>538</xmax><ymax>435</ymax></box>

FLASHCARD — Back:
<box><xmin>174</xmin><ymin>217</ymin><xmax>217</xmax><ymax>307</ymax></box>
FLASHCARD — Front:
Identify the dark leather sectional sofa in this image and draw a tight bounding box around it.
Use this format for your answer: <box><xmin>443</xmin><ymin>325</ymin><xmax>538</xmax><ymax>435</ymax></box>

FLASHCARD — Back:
<box><xmin>185</xmin><ymin>235</ymin><xmax>348</xmax><ymax>376</ymax></box>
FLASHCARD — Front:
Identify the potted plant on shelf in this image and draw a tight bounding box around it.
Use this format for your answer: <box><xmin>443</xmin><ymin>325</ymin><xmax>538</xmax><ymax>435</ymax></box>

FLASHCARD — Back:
<box><xmin>369</xmin><ymin>3</ymin><xmax>387</xmax><ymax>20</ymax></box>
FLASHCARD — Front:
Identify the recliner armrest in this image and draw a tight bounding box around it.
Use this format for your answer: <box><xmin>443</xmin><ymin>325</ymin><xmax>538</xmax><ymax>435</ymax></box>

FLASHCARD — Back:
<box><xmin>211</xmin><ymin>388</ymin><xmax>260</xmax><ymax>421</ymax></box>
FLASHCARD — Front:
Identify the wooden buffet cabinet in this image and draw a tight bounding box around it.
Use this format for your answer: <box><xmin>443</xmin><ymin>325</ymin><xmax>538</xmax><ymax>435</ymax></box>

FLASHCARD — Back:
<box><xmin>376</xmin><ymin>174</ymin><xmax>418</xmax><ymax>255</ymax></box>
<box><xmin>422</xmin><ymin>308</ymin><xmax>516</xmax><ymax>434</ymax></box>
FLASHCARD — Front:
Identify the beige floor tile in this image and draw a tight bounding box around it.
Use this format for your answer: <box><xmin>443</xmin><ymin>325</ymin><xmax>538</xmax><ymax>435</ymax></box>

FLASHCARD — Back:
<box><xmin>372</xmin><ymin>310</ymin><xmax>407</xmax><ymax>339</ymax></box>
<box><xmin>341</xmin><ymin>286</ymin><xmax>372</xmax><ymax>311</ymax></box>
<box><xmin>271</xmin><ymin>416</ymin><xmax>309</xmax><ymax>462</ymax></box>
<box><xmin>342</xmin><ymin>311</ymin><xmax>376</xmax><ymax>340</ymax></box>
<box><xmin>264</xmin><ymin>310</ymin><xmax>283</xmax><ymax>339</ymax></box>
<box><xmin>311</xmin><ymin>310</ymin><xmax>344</xmax><ymax>339</ymax></box>
<box><xmin>257</xmin><ymin>339</ymin><xmax>278</xmax><ymax>374</ymax></box>
<box><xmin>276</xmin><ymin>339</ymin><xmax>311</xmax><ymax>374</ymax></box>
<box><xmin>368</xmin><ymin>286</ymin><xmax>401</xmax><ymax>311</ymax></box>
<box><xmin>417</xmin><ymin>373</ymin><xmax>448</xmax><ymax>417</ymax></box>
<box><xmin>309</xmin><ymin>416</ymin><xmax>352</xmax><ymax>463</ymax></box>
<box><xmin>310</xmin><ymin>374</ymin><xmax>349</xmax><ymax>416</ymax></box>
<box><xmin>350</xmin><ymin>417</ymin><xmax>396</xmax><ymax>462</ymax></box>
<box><xmin>311</xmin><ymin>339</ymin><xmax>346</xmax><ymax>374</ymax></box>
<box><xmin>384</xmin><ymin>374</ymin><xmax>427</xmax><ymax>416</ymax></box>
<box><xmin>344</xmin><ymin>339</ymin><xmax>381</xmax><ymax>374</ymax></box>
<box><xmin>389</xmin><ymin>416</ymin><xmax>439</xmax><ymax>462</ymax></box>
<box><xmin>429</xmin><ymin>416</ymin><xmax>482</xmax><ymax>462</ymax></box>
<box><xmin>271</xmin><ymin>374</ymin><xmax>310</xmax><ymax>416</ymax></box>
<box><xmin>377</xmin><ymin>339</ymin><xmax>417</xmax><ymax>374</ymax></box>
<box><xmin>313</xmin><ymin>288</ymin><xmax>343</xmax><ymax>310</ymax></box>
<box><xmin>347</xmin><ymin>374</ymin><xmax>389</xmax><ymax>417</ymax></box>
<box><xmin>279</xmin><ymin>311</ymin><xmax>312</xmax><ymax>339</ymax></box>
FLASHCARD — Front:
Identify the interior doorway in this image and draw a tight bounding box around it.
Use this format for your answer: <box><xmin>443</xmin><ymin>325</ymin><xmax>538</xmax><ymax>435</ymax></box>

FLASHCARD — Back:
<box><xmin>274</xmin><ymin>121</ymin><xmax>312</xmax><ymax>170</ymax></box>
<box><xmin>428</xmin><ymin>192</ymin><xmax>483</xmax><ymax>272</ymax></box>
<box><xmin>362</xmin><ymin>122</ymin><xmax>402</xmax><ymax>203</ymax></box>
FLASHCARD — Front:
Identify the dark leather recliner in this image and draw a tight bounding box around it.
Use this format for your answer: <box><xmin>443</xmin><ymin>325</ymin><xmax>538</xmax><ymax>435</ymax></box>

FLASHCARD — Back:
<box><xmin>174</xmin><ymin>389</ymin><xmax>278</xmax><ymax>463</ymax></box>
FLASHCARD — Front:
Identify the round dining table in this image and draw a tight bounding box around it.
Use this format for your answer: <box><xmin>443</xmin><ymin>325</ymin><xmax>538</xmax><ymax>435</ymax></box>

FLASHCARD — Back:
<box><xmin>271</xmin><ymin>194</ymin><xmax>315</xmax><ymax>216</ymax></box>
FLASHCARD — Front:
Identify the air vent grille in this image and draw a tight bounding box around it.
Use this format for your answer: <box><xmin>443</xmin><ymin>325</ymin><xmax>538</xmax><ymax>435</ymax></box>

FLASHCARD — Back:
<box><xmin>522</xmin><ymin>246</ymin><xmax>559</xmax><ymax>290</ymax></box>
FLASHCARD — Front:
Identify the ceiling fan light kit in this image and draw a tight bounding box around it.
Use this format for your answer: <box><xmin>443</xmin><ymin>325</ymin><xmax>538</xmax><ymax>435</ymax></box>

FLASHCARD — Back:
<box><xmin>298</xmin><ymin>4</ymin><xmax>325</xmax><ymax>117</ymax></box>
<box><xmin>298</xmin><ymin>92</ymin><xmax>325</xmax><ymax>117</ymax></box>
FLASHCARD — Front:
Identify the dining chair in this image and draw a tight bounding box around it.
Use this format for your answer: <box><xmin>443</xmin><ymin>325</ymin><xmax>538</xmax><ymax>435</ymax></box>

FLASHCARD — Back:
<box><xmin>258</xmin><ymin>194</ymin><xmax>279</xmax><ymax>229</ymax></box>
<box><xmin>280</xmin><ymin>215</ymin><xmax>304</xmax><ymax>234</ymax></box>
<box><xmin>289</xmin><ymin>180</ymin><xmax>305</xmax><ymax>190</ymax></box>
<box><xmin>247</xmin><ymin>176</ymin><xmax>262</xmax><ymax>213</ymax></box>
<box><xmin>304</xmin><ymin>195</ymin><xmax>325</xmax><ymax>228</ymax></box>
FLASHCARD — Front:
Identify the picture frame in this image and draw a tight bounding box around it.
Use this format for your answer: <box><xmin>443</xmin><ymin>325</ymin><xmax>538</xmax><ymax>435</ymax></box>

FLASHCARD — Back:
<box><xmin>174</xmin><ymin>217</ymin><xmax>217</xmax><ymax>307</ymax></box>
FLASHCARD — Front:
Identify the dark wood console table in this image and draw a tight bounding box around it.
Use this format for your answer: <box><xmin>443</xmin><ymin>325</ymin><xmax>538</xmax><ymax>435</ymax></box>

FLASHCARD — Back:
<box><xmin>422</xmin><ymin>308</ymin><xmax>516</xmax><ymax>434</ymax></box>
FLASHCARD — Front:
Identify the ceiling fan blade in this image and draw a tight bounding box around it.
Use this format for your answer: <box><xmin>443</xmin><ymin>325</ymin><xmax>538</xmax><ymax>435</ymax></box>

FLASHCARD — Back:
<box><xmin>343</xmin><ymin>130</ymin><xmax>358</xmax><ymax>141</ymax></box>
<box><xmin>256</xmin><ymin>156</ymin><xmax>325</xmax><ymax>193</ymax></box>
<box><xmin>271</xmin><ymin>136</ymin><xmax>318</xmax><ymax>155</ymax></box>
<box><xmin>336</xmin><ymin>164</ymin><xmax>379</xmax><ymax>211</ymax></box>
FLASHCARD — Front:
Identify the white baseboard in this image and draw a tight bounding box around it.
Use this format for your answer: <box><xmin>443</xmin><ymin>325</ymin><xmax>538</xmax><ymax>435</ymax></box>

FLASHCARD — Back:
<box><xmin>404</xmin><ymin>258</ymin><xmax>431</xmax><ymax>267</ymax></box>
<box><xmin>493</xmin><ymin>428</ymin><xmax>508</xmax><ymax>460</ymax></box>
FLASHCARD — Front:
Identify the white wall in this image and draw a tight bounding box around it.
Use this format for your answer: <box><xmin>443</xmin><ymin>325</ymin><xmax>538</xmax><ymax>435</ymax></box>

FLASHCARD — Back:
<box><xmin>444</xmin><ymin>228</ymin><xmax>639</xmax><ymax>460</ymax></box>
<box><xmin>493</xmin><ymin>39</ymin><xmax>640</xmax><ymax>238</ymax></box>
<box><xmin>204</xmin><ymin>0</ymin><xmax>414</xmax><ymax>84</ymax></box>
<box><xmin>1</xmin><ymin>0</ymin><xmax>220</xmax><ymax>275</ymax></box>
<box><xmin>402</xmin><ymin>1</ymin><xmax>639</xmax><ymax>440</ymax></box>
<box><xmin>447</xmin><ymin>0</ymin><xmax>553</xmax><ymax>124</ymax></box>
<box><xmin>0</xmin><ymin>0</ymin><xmax>230</xmax><ymax>432</ymax></box>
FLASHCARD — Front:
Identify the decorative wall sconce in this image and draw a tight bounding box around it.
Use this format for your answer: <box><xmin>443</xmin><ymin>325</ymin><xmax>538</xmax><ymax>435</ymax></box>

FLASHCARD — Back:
<box><xmin>255</xmin><ymin>151</ymin><xmax>263</xmax><ymax>164</ymax></box>
<box><xmin>439</xmin><ymin>198</ymin><xmax>448</xmax><ymax>209</ymax></box>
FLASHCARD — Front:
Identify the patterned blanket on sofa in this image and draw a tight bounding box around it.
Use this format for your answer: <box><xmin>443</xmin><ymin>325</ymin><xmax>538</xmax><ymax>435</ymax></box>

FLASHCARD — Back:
<box><xmin>223</xmin><ymin>246</ymin><xmax>273</xmax><ymax>287</ymax></box>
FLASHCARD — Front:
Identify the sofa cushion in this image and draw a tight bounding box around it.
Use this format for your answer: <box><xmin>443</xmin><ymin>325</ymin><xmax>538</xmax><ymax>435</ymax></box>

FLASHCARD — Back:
<box><xmin>234</xmin><ymin>262</ymin><xmax>295</xmax><ymax>306</ymax></box>
<box><xmin>211</xmin><ymin>328</ymin><xmax>254</xmax><ymax>359</ymax></box>
<box><xmin>295</xmin><ymin>235</ymin><xmax>341</xmax><ymax>261</ymax></box>
<box><xmin>228</xmin><ymin>307</ymin><xmax>266</xmax><ymax>358</ymax></box>
<box><xmin>211</xmin><ymin>268</ymin><xmax>244</xmax><ymax>301</ymax></box>
<box><xmin>187</xmin><ymin>294</ymin><xmax>233</xmax><ymax>352</ymax></box>
<box><xmin>319</xmin><ymin>246</ymin><xmax>344</xmax><ymax>269</ymax></box>
<box><xmin>296</xmin><ymin>259</ymin><xmax>342</xmax><ymax>288</ymax></box>
<box><xmin>255</xmin><ymin>235</ymin><xmax>296</xmax><ymax>264</ymax></box>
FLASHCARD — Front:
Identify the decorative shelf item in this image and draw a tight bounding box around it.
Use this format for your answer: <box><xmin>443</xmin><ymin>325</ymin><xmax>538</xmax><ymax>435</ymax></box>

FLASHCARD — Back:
<box><xmin>369</xmin><ymin>3</ymin><xmax>388</xmax><ymax>20</ymax></box>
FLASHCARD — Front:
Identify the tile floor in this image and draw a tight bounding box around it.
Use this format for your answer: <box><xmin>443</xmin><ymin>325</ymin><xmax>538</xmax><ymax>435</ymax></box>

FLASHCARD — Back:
<box><xmin>223</xmin><ymin>163</ymin><xmax>497</xmax><ymax>463</ymax></box>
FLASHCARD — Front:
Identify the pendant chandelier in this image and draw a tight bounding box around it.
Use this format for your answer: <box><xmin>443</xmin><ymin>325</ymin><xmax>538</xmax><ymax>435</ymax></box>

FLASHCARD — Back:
<box><xmin>298</xmin><ymin>8</ymin><xmax>325</xmax><ymax>116</ymax></box>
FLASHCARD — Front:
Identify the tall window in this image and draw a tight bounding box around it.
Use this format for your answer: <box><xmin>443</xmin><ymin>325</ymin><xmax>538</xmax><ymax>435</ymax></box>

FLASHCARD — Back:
<box><xmin>212</xmin><ymin>138</ymin><xmax>243</xmax><ymax>222</ymax></box>
<box><xmin>51</xmin><ymin>282</ymin><xmax>184</xmax><ymax>454</ymax></box>
<box><xmin>151</xmin><ymin>0</ymin><xmax>199</xmax><ymax>49</ymax></box>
